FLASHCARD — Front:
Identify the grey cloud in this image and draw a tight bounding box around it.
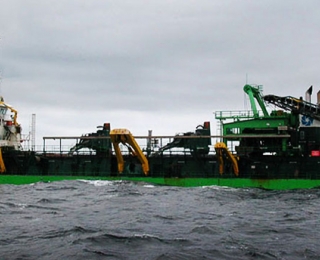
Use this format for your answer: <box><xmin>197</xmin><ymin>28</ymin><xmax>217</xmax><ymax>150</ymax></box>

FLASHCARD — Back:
<box><xmin>1</xmin><ymin>0</ymin><xmax>320</xmax><ymax>144</ymax></box>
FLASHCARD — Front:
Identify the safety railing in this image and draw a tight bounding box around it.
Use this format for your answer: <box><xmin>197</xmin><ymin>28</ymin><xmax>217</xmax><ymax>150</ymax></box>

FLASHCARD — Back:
<box><xmin>215</xmin><ymin>110</ymin><xmax>264</xmax><ymax>120</ymax></box>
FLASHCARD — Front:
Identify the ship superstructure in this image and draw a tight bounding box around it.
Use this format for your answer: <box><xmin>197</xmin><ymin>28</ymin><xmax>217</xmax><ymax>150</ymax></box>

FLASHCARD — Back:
<box><xmin>0</xmin><ymin>96</ymin><xmax>22</xmax><ymax>150</ymax></box>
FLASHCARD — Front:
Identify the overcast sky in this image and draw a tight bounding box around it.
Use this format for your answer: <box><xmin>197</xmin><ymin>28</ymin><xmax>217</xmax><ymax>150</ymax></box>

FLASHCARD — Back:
<box><xmin>0</xmin><ymin>1</ymin><xmax>320</xmax><ymax>147</ymax></box>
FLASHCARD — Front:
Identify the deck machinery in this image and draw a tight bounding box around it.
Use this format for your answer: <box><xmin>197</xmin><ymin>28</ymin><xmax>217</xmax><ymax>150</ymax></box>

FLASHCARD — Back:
<box><xmin>5</xmin><ymin>119</ymin><xmax>214</xmax><ymax>178</ymax></box>
<box><xmin>215</xmin><ymin>84</ymin><xmax>320</xmax><ymax>179</ymax></box>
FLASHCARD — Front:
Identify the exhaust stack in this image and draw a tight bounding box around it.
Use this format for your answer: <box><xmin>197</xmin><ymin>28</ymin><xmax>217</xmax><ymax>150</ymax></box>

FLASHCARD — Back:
<box><xmin>305</xmin><ymin>85</ymin><xmax>313</xmax><ymax>102</ymax></box>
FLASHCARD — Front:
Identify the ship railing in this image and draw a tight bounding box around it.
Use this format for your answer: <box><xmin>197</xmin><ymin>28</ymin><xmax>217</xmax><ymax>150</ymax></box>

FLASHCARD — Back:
<box><xmin>40</xmin><ymin>134</ymin><xmax>289</xmax><ymax>156</ymax></box>
<box><xmin>215</xmin><ymin>110</ymin><xmax>264</xmax><ymax>120</ymax></box>
<box><xmin>37</xmin><ymin>145</ymin><xmax>218</xmax><ymax>157</ymax></box>
<box><xmin>41</xmin><ymin>135</ymin><xmax>221</xmax><ymax>156</ymax></box>
<box><xmin>39</xmin><ymin>146</ymin><xmax>98</xmax><ymax>155</ymax></box>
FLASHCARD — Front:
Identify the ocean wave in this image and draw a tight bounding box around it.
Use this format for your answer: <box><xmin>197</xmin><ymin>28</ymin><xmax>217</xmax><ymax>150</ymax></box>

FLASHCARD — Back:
<box><xmin>1</xmin><ymin>182</ymin><xmax>320</xmax><ymax>259</ymax></box>
<box><xmin>78</xmin><ymin>179</ymin><xmax>124</xmax><ymax>187</ymax></box>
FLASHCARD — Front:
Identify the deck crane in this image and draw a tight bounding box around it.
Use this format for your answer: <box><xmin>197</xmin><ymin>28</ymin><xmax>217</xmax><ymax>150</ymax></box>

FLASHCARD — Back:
<box><xmin>243</xmin><ymin>84</ymin><xmax>269</xmax><ymax>118</ymax></box>
<box><xmin>110</xmin><ymin>128</ymin><xmax>149</xmax><ymax>176</ymax></box>
<box><xmin>215</xmin><ymin>84</ymin><xmax>297</xmax><ymax>159</ymax></box>
<box><xmin>0</xmin><ymin>97</ymin><xmax>19</xmax><ymax>126</ymax></box>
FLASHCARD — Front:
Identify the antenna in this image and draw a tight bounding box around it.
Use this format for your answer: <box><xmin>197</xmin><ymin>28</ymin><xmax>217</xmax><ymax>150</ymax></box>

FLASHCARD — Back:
<box><xmin>31</xmin><ymin>114</ymin><xmax>36</xmax><ymax>151</ymax></box>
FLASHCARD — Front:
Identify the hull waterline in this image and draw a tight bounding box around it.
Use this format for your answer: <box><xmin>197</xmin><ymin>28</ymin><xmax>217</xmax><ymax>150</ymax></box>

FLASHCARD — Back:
<box><xmin>2</xmin><ymin>175</ymin><xmax>320</xmax><ymax>190</ymax></box>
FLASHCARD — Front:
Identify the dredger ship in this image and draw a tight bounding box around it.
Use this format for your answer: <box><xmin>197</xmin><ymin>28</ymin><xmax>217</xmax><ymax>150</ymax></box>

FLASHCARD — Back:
<box><xmin>1</xmin><ymin>84</ymin><xmax>320</xmax><ymax>189</ymax></box>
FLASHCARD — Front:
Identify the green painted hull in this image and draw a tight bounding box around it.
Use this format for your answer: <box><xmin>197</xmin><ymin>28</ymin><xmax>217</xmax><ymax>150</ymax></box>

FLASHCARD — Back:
<box><xmin>1</xmin><ymin>175</ymin><xmax>320</xmax><ymax>190</ymax></box>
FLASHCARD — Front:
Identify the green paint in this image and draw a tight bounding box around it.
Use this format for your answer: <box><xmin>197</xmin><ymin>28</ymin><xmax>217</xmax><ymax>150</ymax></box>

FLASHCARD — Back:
<box><xmin>1</xmin><ymin>175</ymin><xmax>320</xmax><ymax>190</ymax></box>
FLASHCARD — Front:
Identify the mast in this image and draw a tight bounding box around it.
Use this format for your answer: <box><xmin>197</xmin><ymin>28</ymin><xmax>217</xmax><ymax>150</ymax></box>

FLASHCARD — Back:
<box><xmin>31</xmin><ymin>114</ymin><xmax>36</xmax><ymax>151</ymax></box>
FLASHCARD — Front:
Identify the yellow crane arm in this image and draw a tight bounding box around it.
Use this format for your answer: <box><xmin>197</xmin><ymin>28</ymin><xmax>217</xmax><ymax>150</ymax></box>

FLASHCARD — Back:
<box><xmin>0</xmin><ymin>101</ymin><xmax>19</xmax><ymax>126</ymax></box>
<box><xmin>0</xmin><ymin>148</ymin><xmax>6</xmax><ymax>173</ymax></box>
<box><xmin>214</xmin><ymin>142</ymin><xmax>239</xmax><ymax>176</ymax></box>
<box><xmin>110</xmin><ymin>129</ymin><xmax>149</xmax><ymax>175</ymax></box>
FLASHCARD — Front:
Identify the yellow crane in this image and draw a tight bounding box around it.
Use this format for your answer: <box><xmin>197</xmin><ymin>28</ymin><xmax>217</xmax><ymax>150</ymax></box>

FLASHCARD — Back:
<box><xmin>214</xmin><ymin>142</ymin><xmax>239</xmax><ymax>176</ymax></box>
<box><xmin>0</xmin><ymin>97</ymin><xmax>19</xmax><ymax>126</ymax></box>
<box><xmin>110</xmin><ymin>129</ymin><xmax>149</xmax><ymax>176</ymax></box>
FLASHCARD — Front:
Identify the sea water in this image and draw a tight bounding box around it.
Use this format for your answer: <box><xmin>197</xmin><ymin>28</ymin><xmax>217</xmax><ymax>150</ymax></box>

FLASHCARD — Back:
<box><xmin>0</xmin><ymin>180</ymin><xmax>319</xmax><ymax>259</ymax></box>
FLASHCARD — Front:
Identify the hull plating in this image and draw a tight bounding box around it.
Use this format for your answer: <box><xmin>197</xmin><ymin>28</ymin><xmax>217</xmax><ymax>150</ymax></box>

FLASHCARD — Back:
<box><xmin>1</xmin><ymin>175</ymin><xmax>320</xmax><ymax>190</ymax></box>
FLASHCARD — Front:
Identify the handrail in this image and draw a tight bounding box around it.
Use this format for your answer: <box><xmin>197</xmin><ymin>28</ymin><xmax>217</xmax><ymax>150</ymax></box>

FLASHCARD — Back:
<box><xmin>43</xmin><ymin>134</ymin><xmax>290</xmax><ymax>140</ymax></box>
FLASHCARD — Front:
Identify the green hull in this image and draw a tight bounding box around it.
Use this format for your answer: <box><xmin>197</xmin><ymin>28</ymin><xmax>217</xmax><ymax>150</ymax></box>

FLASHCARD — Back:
<box><xmin>1</xmin><ymin>175</ymin><xmax>320</xmax><ymax>190</ymax></box>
